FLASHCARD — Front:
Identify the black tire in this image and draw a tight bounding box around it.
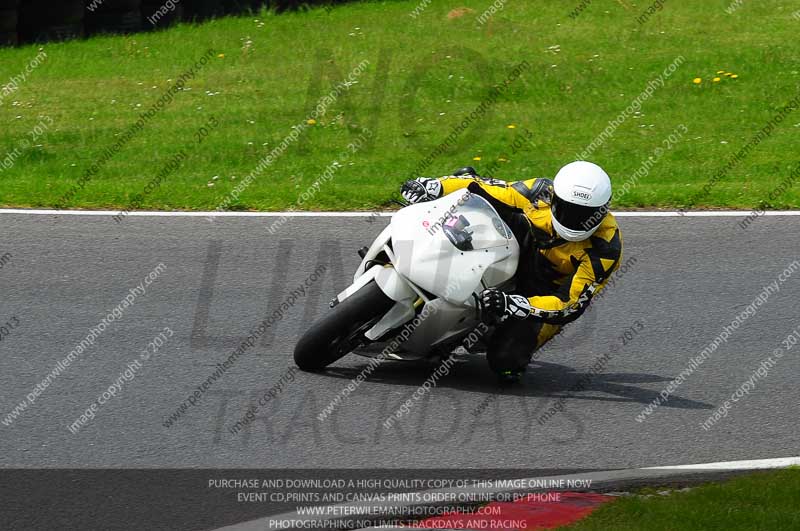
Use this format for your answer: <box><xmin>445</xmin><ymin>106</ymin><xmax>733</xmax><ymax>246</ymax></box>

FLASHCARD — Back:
<box><xmin>0</xmin><ymin>0</ymin><xmax>19</xmax><ymax>9</ymax></box>
<box><xmin>294</xmin><ymin>281</ymin><xmax>394</xmax><ymax>371</ymax></box>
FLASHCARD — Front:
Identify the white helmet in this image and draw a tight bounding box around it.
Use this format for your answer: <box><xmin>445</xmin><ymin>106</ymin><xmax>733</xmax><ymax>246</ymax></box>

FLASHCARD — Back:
<box><xmin>550</xmin><ymin>161</ymin><xmax>612</xmax><ymax>241</ymax></box>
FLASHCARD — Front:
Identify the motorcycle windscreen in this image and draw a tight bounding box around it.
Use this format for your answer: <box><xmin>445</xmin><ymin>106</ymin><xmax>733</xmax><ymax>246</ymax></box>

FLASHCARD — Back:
<box><xmin>436</xmin><ymin>193</ymin><xmax>513</xmax><ymax>250</ymax></box>
<box><xmin>390</xmin><ymin>192</ymin><xmax>519</xmax><ymax>304</ymax></box>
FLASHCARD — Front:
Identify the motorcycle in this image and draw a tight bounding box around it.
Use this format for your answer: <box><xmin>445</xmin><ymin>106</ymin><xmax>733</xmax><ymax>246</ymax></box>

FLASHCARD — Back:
<box><xmin>293</xmin><ymin>189</ymin><xmax>520</xmax><ymax>371</ymax></box>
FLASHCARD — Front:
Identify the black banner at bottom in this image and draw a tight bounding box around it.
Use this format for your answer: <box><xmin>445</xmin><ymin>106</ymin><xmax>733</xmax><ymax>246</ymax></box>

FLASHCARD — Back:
<box><xmin>1</xmin><ymin>468</ymin><xmax>608</xmax><ymax>530</ymax></box>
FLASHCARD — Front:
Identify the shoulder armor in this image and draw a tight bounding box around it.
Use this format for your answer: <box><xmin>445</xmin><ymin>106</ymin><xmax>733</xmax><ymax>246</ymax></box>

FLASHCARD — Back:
<box><xmin>512</xmin><ymin>178</ymin><xmax>553</xmax><ymax>204</ymax></box>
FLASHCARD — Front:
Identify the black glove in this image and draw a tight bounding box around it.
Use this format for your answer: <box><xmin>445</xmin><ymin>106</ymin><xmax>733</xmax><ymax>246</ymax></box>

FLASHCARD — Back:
<box><xmin>401</xmin><ymin>178</ymin><xmax>443</xmax><ymax>204</ymax></box>
<box><xmin>479</xmin><ymin>289</ymin><xmax>533</xmax><ymax>323</ymax></box>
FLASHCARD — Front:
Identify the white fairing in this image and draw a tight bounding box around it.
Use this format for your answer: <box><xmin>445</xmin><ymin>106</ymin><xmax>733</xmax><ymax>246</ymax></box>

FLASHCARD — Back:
<box><xmin>391</xmin><ymin>191</ymin><xmax>518</xmax><ymax>302</ymax></box>
<box><xmin>337</xmin><ymin>192</ymin><xmax>520</xmax><ymax>355</ymax></box>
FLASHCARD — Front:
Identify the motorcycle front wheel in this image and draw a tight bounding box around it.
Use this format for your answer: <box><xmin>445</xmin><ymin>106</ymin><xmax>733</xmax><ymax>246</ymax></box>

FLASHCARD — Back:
<box><xmin>293</xmin><ymin>281</ymin><xmax>394</xmax><ymax>371</ymax></box>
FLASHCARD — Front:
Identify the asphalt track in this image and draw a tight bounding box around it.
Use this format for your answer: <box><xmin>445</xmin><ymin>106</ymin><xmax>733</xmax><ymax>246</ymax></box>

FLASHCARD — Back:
<box><xmin>1</xmin><ymin>211</ymin><xmax>799</xmax><ymax>528</ymax></box>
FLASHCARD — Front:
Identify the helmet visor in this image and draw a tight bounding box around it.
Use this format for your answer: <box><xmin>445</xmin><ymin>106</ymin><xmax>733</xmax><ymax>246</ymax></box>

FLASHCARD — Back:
<box><xmin>551</xmin><ymin>194</ymin><xmax>608</xmax><ymax>232</ymax></box>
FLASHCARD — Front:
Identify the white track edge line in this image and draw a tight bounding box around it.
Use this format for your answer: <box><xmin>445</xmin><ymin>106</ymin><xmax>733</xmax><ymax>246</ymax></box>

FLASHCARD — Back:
<box><xmin>1</xmin><ymin>209</ymin><xmax>799</xmax><ymax>218</ymax></box>
<box><xmin>645</xmin><ymin>456</ymin><xmax>800</xmax><ymax>470</ymax></box>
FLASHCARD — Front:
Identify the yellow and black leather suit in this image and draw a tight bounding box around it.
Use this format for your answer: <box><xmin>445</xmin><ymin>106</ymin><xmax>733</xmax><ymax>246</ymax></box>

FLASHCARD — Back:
<box><xmin>437</xmin><ymin>174</ymin><xmax>623</xmax><ymax>349</ymax></box>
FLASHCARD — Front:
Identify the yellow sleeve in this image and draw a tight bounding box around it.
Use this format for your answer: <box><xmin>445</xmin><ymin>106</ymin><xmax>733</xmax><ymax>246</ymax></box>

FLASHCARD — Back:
<box><xmin>527</xmin><ymin>227</ymin><xmax>622</xmax><ymax>325</ymax></box>
<box><xmin>439</xmin><ymin>176</ymin><xmax>546</xmax><ymax>210</ymax></box>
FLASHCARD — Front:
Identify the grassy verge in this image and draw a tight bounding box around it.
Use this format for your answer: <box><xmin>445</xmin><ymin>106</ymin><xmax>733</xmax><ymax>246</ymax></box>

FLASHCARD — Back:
<box><xmin>559</xmin><ymin>468</ymin><xmax>800</xmax><ymax>530</ymax></box>
<box><xmin>1</xmin><ymin>1</ymin><xmax>799</xmax><ymax>211</ymax></box>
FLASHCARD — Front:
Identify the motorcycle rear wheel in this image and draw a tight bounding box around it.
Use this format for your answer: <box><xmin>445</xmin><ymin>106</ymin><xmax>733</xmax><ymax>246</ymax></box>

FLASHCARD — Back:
<box><xmin>293</xmin><ymin>281</ymin><xmax>394</xmax><ymax>371</ymax></box>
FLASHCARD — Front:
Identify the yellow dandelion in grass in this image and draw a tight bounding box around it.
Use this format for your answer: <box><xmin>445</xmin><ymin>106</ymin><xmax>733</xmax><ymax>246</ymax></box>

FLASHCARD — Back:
<box><xmin>713</xmin><ymin>77</ymin><xmax>721</xmax><ymax>83</ymax></box>
<box><xmin>731</xmin><ymin>74</ymin><xmax>739</xmax><ymax>79</ymax></box>
<box><xmin>473</xmin><ymin>156</ymin><xmax>482</xmax><ymax>161</ymax></box>
<box><xmin>506</xmin><ymin>124</ymin><xmax>516</xmax><ymax>129</ymax></box>
<box><xmin>498</xmin><ymin>157</ymin><xmax>509</xmax><ymax>162</ymax></box>
<box><xmin>693</xmin><ymin>78</ymin><xmax>702</xmax><ymax>84</ymax></box>
<box><xmin>725</xmin><ymin>72</ymin><xmax>733</xmax><ymax>77</ymax></box>
<box><xmin>717</xmin><ymin>70</ymin><xmax>725</xmax><ymax>74</ymax></box>
<box><xmin>217</xmin><ymin>53</ymin><xmax>225</xmax><ymax>58</ymax></box>
<box><xmin>306</xmin><ymin>118</ymin><xmax>317</xmax><ymax>125</ymax></box>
